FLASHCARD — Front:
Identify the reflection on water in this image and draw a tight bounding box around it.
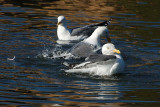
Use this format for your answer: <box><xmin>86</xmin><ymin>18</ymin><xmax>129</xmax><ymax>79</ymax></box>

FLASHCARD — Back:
<box><xmin>0</xmin><ymin>0</ymin><xmax>160</xmax><ymax>106</ymax></box>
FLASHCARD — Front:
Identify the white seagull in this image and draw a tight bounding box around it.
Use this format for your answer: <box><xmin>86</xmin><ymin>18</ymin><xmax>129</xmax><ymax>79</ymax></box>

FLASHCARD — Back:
<box><xmin>57</xmin><ymin>16</ymin><xmax>111</xmax><ymax>41</ymax></box>
<box><xmin>66</xmin><ymin>43</ymin><xmax>125</xmax><ymax>76</ymax></box>
<box><xmin>66</xmin><ymin>26</ymin><xmax>111</xmax><ymax>58</ymax></box>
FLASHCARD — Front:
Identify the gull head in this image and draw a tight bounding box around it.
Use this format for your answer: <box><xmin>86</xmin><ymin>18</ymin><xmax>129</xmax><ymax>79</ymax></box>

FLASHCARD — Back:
<box><xmin>57</xmin><ymin>16</ymin><xmax>66</xmax><ymax>26</ymax></box>
<box><xmin>102</xmin><ymin>43</ymin><xmax>120</xmax><ymax>55</ymax></box>
<box><xmin>92</xmin><ymin>26</ymin><xmax>111</xmax><ymax>43</ymax></box>
<box><xmin>84</xmin><ymin>26</ymin><xmax>111</xmax><ymax>46</ymax></box>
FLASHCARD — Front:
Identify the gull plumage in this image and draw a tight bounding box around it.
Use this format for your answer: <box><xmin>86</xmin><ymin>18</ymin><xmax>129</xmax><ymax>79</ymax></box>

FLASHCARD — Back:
<box><xmin>57</xmin><ymin>16</ymin><xmax>111</xmax><ymax>41</ymax></box>
<box><xmin>67</xmin><ymin>26</ymin><xmax>111</xmax><ymax>58</ymax></box>
<box><xmin>66</xmin><ymin>43</ymin><xmax>125</xmax><ymax>76</ymax></box>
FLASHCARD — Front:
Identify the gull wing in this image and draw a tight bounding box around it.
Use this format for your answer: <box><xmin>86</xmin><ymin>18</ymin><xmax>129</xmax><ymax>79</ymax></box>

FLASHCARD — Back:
<box><xmin>70</xmin><ymin>20</ymin><xmax>111</xmax><ymax>36</ymax></box>
<box><xmin>68</xmin><ymin>42</ymin><xmax>97</xmax><ymax>58</ymax></box>
<box><xmin>86</xmin><ymin>54</ymin><xmax>116</xmax><ymax>63</ymax></box>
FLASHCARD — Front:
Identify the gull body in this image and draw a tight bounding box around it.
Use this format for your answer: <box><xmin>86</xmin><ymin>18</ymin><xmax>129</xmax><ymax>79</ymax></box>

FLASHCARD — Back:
<box><xmin>67</xmin><ymin>26</ymin><xmax>111</xmax><ymax>58</ymax></box>
<box><xmin>66</xmin><ymin>43</ymin><xmax>125</xmax><ymax>76</ymax></box>
<box><xmin>57</xmin><ymin>16</ymin><xmax>111</xmax><ymax>41</ymax></box>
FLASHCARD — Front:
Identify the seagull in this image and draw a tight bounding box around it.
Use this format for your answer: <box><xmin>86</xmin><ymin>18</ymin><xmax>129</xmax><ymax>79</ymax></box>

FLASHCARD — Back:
<box><xmin>66</xmin><ymin>43</ymin><xmax>125</xmax><ymax>76</ymax></box>
<box><xmin>57</xmin><ymin>16</ymin><xmax>111</xmax><ymax>41</ymax></box>
<box><xmin>66</xmin><ymin>26</ymin><xmax>111</xmax><ymax>58</ymax></box>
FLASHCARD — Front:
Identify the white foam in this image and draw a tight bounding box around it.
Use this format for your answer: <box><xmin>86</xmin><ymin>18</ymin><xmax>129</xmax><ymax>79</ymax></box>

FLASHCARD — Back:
<box><xmin>37</xmin><ymin>45</ymin><xmax>76</xmax><ymax>59</ymax></box>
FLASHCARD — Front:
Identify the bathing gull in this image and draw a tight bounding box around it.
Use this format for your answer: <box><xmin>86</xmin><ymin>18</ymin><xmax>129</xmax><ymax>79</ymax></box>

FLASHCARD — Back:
<box><xmin>66</xmin><ymin>43</ymin><xmax>125</xmax><ymax>76</ymax></box>
<box><xmin>66</xmin><ymin>26</ymin><xmax>111</xmax><ymax>58</ymax></box>
<box><xmin>57</xmin><ymin>16</ymin><xmax>111</xmax><ymax>41</ymax></box>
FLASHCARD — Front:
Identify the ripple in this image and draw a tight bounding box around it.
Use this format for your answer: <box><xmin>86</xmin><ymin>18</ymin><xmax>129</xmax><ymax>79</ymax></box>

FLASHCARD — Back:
<box><xmin>0</xmin><ymin>0</ymin><xmax>160</xmax><ymax>106</ymax></box>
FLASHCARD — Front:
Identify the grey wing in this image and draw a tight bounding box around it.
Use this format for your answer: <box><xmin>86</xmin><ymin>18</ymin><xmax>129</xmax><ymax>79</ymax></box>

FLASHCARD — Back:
<box><xmin>71</xmin><ymin>26</ymin><xmax>97</xmax><ymax>37</ymax></box>
<box><xmin>86</xmin><ymin>54</ymin><xmax>116</xmax><ymax>62</ymax></box>
<box><xmin>68</xmin><ymin>42</ymin><xmax>96</xmax><ymax>58</ymax></box>
<box><xmin>75</xmin><ymin>58</ymin><xmax>117</xmax><ymax>69</ymax></box>
<box><xmin>86</xmin><ymin>58</ymin><xmax>117</xmax><ymax>68</ymax></box>
<box><xmin>70</xmin><ymin>20</ymin><xmax>111</xmax><ymax>37</ymax></box>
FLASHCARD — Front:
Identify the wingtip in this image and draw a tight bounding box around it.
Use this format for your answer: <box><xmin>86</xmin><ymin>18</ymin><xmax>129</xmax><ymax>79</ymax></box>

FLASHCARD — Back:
<box><xmin>104</xmin><ymin>19</ymin><xmax>112</xmax><ymax>26</ymax></box>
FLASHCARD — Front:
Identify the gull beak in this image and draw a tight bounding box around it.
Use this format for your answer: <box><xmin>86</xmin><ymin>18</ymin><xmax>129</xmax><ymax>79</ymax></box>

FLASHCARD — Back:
<box><xmin>57</xmin><ymin>22</ymin><xmax>61</xmax><ymax>26</ymax></box>
<box><xmin>113</xmin><ymin>49</ymin><xmax>121</xmax><ymax>54</ymax></box>
<box><xmin>106</xmin><ymin>36</ymin><xmax>111</xmax><ymax>43</ymax></box>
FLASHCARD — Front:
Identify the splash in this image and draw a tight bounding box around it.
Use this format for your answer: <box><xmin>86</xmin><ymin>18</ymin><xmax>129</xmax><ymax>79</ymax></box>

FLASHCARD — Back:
<box><xmin>37</xmin><ymin>44</ymin><xmax>74</xmax><ymax>59</ymax></box>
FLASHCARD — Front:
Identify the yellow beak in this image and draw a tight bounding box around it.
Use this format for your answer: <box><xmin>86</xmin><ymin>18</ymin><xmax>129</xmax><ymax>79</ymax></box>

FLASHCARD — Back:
<box><xmin>113</xmin><ymin>49</ymin><xmax>121</xmax><ymax>54</ymax></box>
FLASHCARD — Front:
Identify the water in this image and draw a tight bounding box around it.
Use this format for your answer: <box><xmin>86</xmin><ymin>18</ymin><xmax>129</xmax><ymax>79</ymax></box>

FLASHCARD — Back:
<box><xmin>0</xmin><ymin>0</ymin><xmax>160</xmax><ymax>106</ymax></box>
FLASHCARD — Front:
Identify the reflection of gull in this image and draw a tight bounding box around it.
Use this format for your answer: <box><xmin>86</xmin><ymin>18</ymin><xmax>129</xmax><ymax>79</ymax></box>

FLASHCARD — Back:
<box><xmin>66</xmin><ymin>43</ymin><xmax>125</xmax><ymax>76</ymax></box>
<box><xmin>66</xmin><ymin>26</ymin><xmax>111</xmax><ymax>58</ymax></box>
<box><xmin>57</xmin><ymin>16</ymin><xmax>111</xmax><ymax>41</ymax></box>
<box><xmin>94</xmin><ymin>83</ymin><xmax>120</xmax><ymax>100</ymax></box>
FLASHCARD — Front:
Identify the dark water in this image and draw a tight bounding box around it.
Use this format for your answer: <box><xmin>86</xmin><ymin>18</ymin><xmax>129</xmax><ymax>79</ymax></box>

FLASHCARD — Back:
<box><xmin>0</xmin><ymin>0</ymin><xmax>160</xmax><ymax>106</ymax></box>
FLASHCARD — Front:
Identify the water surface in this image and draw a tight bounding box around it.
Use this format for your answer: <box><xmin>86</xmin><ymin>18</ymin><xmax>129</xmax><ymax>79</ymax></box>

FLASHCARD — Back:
<box><xmin>0</xmin><ymin>0</ymin><xmax>160</xmax><ymax>106</ymax></box>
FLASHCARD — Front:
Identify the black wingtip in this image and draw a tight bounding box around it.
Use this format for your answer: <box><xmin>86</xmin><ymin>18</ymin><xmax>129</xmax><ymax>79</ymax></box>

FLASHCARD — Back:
<box><xmin>98</xmin><ymin>19</ymin><xmax>112</xmax><ymax>26</ymax></box>
<box><xmin>104</xmin><ymin>19</ymin><xmax>112</xmax><ymax>26</ymax></box>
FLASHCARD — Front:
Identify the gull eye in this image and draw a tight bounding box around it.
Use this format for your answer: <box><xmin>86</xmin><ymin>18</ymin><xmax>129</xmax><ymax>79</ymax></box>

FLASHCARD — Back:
<box><xmin>107</xmin><ymin>47</ymin><xmax>110</xmax><ymax>49</ymax></box>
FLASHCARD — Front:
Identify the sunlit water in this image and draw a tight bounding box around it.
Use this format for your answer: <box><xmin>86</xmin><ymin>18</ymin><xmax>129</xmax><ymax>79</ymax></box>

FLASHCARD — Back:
<box><xmin>0</xmin><ymin>0</ymin><xmax>160</xmax><ymax>106</ymax></box>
